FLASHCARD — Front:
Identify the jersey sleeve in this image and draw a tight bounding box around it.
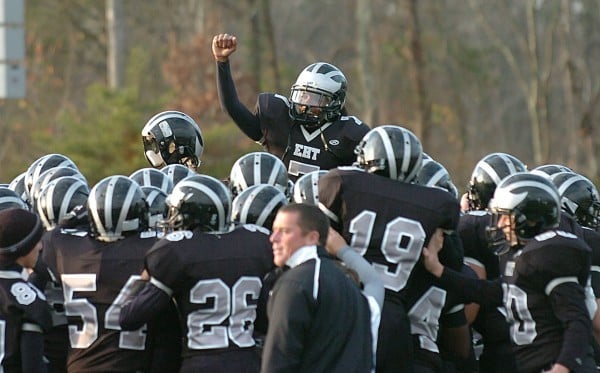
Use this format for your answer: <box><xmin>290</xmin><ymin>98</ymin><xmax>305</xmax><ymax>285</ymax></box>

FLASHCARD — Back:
<box><xmin>317</xmin><ymin>169</ymin><xmax>345</xmax><ymax>231</ymax></box>
<box><xmin>216</xmin><ymin>60</ymin><xmax>262</xmax><ymax>140</ymax></box>
<box><xmin>548</xmin><ymin>280</ymin><xmax>594</xmax><ymax>371</ymax></box>
<box><xmin>144</xmin><ymin>238</ymin><xmax>185</xmax><ymax>294</ymax></box>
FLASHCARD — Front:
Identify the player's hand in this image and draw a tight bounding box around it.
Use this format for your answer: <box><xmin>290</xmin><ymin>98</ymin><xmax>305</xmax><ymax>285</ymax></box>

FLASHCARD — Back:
<box><xmin>422</xmin><ymin>230</ymin><xmax>445</xmax><ymax>278</ymax></box>
<box><xmin>212</xmin><ymin>34</ymin><xmax>237</xmax><ymax>62</ymax></box>
<box><xmin>325</xmin><ymin>228</ymin><xmax>347</xmax><ymax>257</ymax></box>
<box><xmin>460</xmin><ymin>192</ymin><xmax>470</xmax><ymax>212</ymax></box>
<box><xmin>543</xmin><ymin>363</ymin><xmax>569</xmax><ymax>373</ymax></box>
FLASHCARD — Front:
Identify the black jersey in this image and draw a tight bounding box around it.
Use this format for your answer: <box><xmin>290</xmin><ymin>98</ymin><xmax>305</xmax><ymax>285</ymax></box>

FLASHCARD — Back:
<box><xmin>458</xmin><ymin>211</ymin><xmax>501</xmax><ymax>279</ymax></box>
<box><xmin>0</xmin><ymin>264</ymin><xmax>52</xmax><ymax>373</ymax></box>
<box><xmin>319</xmin><ymin>167</ymin><xmax>459</xmax><ymax>297</ymax></box>
<box><xmin>582</xmin><ymin>227</ymin><xmax>600</xmax><ymax>296</ymax></box>
<box><xmin>143</xmin><ymin>225</ymin><xmax>273</xmax><ymax>367</ymax></box>
<box><xmin>502</xmin><ymin>230</ymin><xmax>595</xmax><ymax>372</ymax></box>
<box><xmin>42</xmin><ymin>228</ymin><xmax>157</xmax><ymax>373</ymax></box>
<box><xmin>216</xmin><ymin>61</ymin><xmax>369</xmax><ymax>180</ymax></box>
<box><xmin>318</xmin><ymin>167</ymin><xmax>459</xmax><ymax>372</ymax></box>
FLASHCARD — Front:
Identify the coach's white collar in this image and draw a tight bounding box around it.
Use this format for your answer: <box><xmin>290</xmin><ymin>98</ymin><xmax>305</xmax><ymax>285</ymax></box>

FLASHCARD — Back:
<box><xmin>286</xmin><ymin>245</ymin><xmax>318</xmax><ymax>268</ymax></box>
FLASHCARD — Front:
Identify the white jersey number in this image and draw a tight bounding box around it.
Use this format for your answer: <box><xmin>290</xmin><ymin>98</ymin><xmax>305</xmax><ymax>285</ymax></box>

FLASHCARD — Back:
<box><xmin>187</xmin><ymin>276</ymin><xmax>261</xmax><ymax>350</ymax></box>
<box><xmin>61</xmin><ymin>274</ymin><xmax>146</xmax><ymax>349</ymax></box>
<box><xmin>502</xmin><ymin>283</ymin><xmax>537</xmax><ymax>345</ymax></box>
<box><xmin>349</xmin><ymin>211</ymin><xmax>425</xmax><ymax>291</ymax></box>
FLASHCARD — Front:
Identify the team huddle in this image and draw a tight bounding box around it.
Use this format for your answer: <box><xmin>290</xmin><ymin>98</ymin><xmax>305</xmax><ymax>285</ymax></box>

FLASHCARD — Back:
<box><xmin>0</xmin><ymin>32</ymin><xmax>599</xmax><ymax>373</ymax></box>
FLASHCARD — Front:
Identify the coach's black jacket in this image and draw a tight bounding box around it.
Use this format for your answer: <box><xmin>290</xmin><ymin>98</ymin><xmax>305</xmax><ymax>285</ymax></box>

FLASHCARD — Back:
<box><xmin>261</xmin><ymin>245</ymin><xmax>373</xmax><ymax>373</ymax></box>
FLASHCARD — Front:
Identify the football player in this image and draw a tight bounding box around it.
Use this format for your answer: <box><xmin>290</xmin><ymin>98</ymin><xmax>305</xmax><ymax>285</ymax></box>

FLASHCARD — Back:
<box><xmin>0</xmin><ymin>209</ymin><xmax>52</xmax><ymax>373</ymax></box>
<box><xmin>119</xmin><ymin>174</ymin><xmax>274</xmax><ymax>372</ymax></box>
<box><xmin>318</xmin><ymin>125</ymin><xmax>463</xmax><ymax>372</ymax></box>
<box><xmin>457</xmin><ymin>152</ymin><xmax>526</xmax><ymax>372</ymax></box>
<box><xmin>212</xmin><ymin>33</ymin><xmax>369</xmax><ymax>181</ymax></box>
<box><xmin>423</xmin><ymin>172</ymin><xmax>597</xmax><ymax>372</ymax></box>
<box><xmin>41</xmin><ymin>175</ymin><xmax>179</xmax><ymax>372</ymax></box>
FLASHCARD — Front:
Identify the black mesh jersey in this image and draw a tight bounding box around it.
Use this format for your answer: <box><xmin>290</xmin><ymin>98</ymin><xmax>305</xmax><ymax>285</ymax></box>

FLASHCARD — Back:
<box><xmin>319</xmin><ymin>167</ymin><xmax>459</xmax><ymax>297</ymax></box>
<box><xmin>0</xmin><ymin>265</ymin><xmax>52</xmax><ymax>373</ymax></box>
<box><xmin>582</xmin><ymin>227</ymin><xmax>600</xmax><ymax>296</ymax></box>
<box><xmin>458</xmin><ymin>211</ymin><xmax>501</xmax><ymax>280</ymax></box>
<box><xmin>42</xmin><ymin>228</ymin><xmax>158</xmax><ymax>373</ymax></box>
<box><xmin>144</xmin><ymin>224</ymin><xmax>274</xmax><ymax>360</ymax></box>
<box><xmin>254</xmin><ymin>93</ymin><xmax>369</xmax><ymax>180</ymax></box>
<box><xmin>502</xmin><ymin>230</ymin><xmax>593</xmax><ymax>372</ymax></box>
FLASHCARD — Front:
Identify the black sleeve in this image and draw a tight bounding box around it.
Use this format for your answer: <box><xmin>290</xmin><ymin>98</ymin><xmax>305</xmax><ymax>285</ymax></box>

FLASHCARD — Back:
<box><xmin>144</xmin><ymin>298</ymin><xmax>182</xmax><ymax>373</ymax></box>
<box><xmin>20</xmin><ymin>330</ymin><xmax>47</xmax><ymax>373</ymax></box>
<box><xmin>216</xmin><ymin>61</ymin><xmax>263</xmax><ymax>140</ymax></box>
<box><xmin>255</xmin><ymin>267</ymin><xmax>283</xmax><ymax>335</ymax></box>
<box><xmin>261</xmin><ymin>280</ymin><xmax>311</xmax><ymax>372</ymax></box>
<box><xmin>437</xmin><ymin>267</ymin><xmax>503</xmax><ymax>307</ymax></box>
<box><xmin>119</xmin><ymin>282</ymin><xmax>172</xmax><ymax>331</ymax></box>
<box><xmin>550</xmin><ymin>282</ymin><xmax>594</xmax><ymax>371</ymax></box>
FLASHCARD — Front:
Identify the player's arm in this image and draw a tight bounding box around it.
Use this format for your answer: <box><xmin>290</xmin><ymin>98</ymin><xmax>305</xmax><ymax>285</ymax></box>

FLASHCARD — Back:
<box><xmin>548</xmin><ymin>280</ymin><xmax>594</xmax><ymax>372</ymax></box>
<box><xmin>423</xmin><ymin>243</ymin><xmax>503</xmax><ymax>307</ymax></box>
<box><xmin>20</xmin><ymin>325</ymin><xmax>47</xmax><ymax>373</ymax></box>
<box><xmin>326</xmin><ymin>227</ymin><xmax>384</xmax><ymax>309</ymax></box>
<box><xmin>212</xmin><ymin>34</ymin><xmax>262</xmax><ymax>141</ymax></box>
<box><xmin>438</xmin><ymin>310</ymin><xmax>472</xmax><ymax>360</ymax></box>
<box><xmin>119</xmin><ymin>278</ymin><xmax>172</xmax><ymax>331</ymax></box>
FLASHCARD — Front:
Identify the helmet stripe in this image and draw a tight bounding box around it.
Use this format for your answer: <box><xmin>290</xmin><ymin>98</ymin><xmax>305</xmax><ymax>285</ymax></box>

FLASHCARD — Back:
<box><xmin>555</xmin><ymin>174</ymin><xmax>584</xmax><ymax>196</ymax></box>
<box><xmin>257</xmin><ymin>192</ymin><xmax>287</xmax><ymax>227</ymax></box>
<box><xmin>117</xmin><ymin>179</ymin><xmax>140</xmax><ymax>234</ymax></box>
<box><xmin>375</xmin><ymin>127</ymin><xmax>397</xmax><ymax>180</ymax></box>
<box><xmin>182</xmin><ymin>178</ymin><xmax>229</xmax><ymax>231</ymax></box>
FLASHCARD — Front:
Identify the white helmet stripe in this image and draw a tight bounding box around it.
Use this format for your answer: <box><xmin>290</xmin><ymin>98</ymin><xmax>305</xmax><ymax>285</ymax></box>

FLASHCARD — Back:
<box><xmin>58</xmin><ymin>181</ymin><xmax>84</xmax><ymax>223</ymax></box>
<box><xmin>181</xmin><ymin>179</ymin><xmax>228</xmax><ymax>230</ymax></box>
<box><xmin>499</xmin><ymin>153</ymin><xmax>519</xmax><ymax>174</ymax></box>
<box><xmin>426</xmin><ymin>168</ymin><xmax>448</xmax><ymax>187</ymax></box>
<box><xmin>506</xmin><ymin>179</ymin><xmax>560</xmax><ymax>205</ymax></box>
<box><xmin>257</xmin><ymin>192</ymin><xmax>287</xmax><ymax>227</ymax></box>
<box><xmin>478</xmin><ymin>160</ymin><xmax>503</xmax><ymax>185</ymax></box>
<box><xmin>253</xmin><ymin>153</ymin><xmax>262</xmax><ymax>186</ymax></box>
<box><xmin>88</xmin><ymin>185</ymin><xmax>107</xmax><ymax>238</ymax></box>
<box><xmin>556</xmin><ymin>174</ymin><xmax>584</xmax><ymax>196</ymax></box>
<box><xmin>374</xmin><ymin>127</ymin><xmax>397</xmax><ymax>180</ymax></box>
<box><xmin>117</xmin><ymin>179</ymin><xmax>140</xmax><ymax>234</ymax></box>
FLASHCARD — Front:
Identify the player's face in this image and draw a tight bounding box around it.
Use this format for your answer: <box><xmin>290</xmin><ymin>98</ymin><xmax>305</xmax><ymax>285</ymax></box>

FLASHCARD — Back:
<box><xmin>270</xmin><ymin>211</ymin><xmax>315</xmax><ymax>267</ymax></box>
<box><xmin>497</xmin><ymin>214</ymin><xmax>518</xmax><ymax>246</ymax></box>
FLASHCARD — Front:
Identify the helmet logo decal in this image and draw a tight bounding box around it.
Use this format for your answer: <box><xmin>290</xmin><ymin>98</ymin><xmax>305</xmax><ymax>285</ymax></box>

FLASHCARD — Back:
<box><xmin>158</xmin><ymin>121</ymin><xmax>173</xmax><ymax>137</ymax></box>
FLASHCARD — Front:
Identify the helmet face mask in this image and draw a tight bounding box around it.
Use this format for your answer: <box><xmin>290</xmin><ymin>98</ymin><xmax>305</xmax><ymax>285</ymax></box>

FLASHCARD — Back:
<box><xmin>289</xmin><ymin>62</ymin><xmax>347</xmax><ymax>129</ymax></box>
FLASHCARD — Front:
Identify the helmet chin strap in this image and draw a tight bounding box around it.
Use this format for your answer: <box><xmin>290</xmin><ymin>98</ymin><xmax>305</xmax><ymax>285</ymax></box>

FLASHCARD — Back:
<box><xmin>145</xmin><ymin>150</ymin><xmax>165</xmax><ymax>168</ymax></box>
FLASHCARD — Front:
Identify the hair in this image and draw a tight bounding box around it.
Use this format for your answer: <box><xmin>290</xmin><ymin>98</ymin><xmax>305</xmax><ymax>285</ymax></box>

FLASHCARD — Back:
<box><xmin>279</xmin><ymin>203</ymin><xmax>329</xmax><ymax>245</ymax></box>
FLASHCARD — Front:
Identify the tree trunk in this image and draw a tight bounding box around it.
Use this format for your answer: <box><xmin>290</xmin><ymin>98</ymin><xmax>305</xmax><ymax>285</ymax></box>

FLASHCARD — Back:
<box><xmin>106</xmin><ymin>0</ymin><xmax>126</xmax><ymax>89</ymax></box>
<box><xmin>406</xmin><ymin>0</ymin><xmax>431</xmax><ymax>145</ymax></box>
<box><xmin>356</xmin><ymin>0</ymin><xmax>375</xmax><ymax>125</ymax></box>
<box><xmin>260</xmin><ymin>0</ymin><xmax>281</xmax><ymax>92</ymax></box>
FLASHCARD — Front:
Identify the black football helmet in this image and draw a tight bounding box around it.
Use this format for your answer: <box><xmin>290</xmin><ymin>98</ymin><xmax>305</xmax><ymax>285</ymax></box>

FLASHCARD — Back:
<box><xmin>292</xmin><ymin>170</ymin><xmax>328</xmax><ymax>205</ymax></box>
<box><xmin>25</xmin><ymin>154</ymin><xmax>78</xmax><ymax>202</ymax></box>
<box><xmin>551</xmin><ymin>171</ymin><xmax>600</xmax><ymax>230</ymax></box>
<box><xmin>531</xmin><ymin>164</ymin><xmax>573</xmax><ymax>177</ymax></box>
<box><xmin>289</xmin><ymin>62</ymin><xmax>347</xmax><ymax>129</ymax></box>
<box><xmin>129</xmin><ymin>167</ymin><xmax>174</xmax><ymax>194</ymax></box>
<box><xmin>355</xmin><ymin>125</ymin><xmax>423</xmax><ymax>182</ymax></box>
<box><xmin>229</xmin><ymin>152</ymin><xmax>289</xmax><ymax>198</ymax></box>
<box><xmin>140</xmin><ymin>186</ymin><xmax>168</xmax><ymax>230</ymax></box>
<box><xmin>8</xmin><ymin>172</ymin><xmax>28</xmax><ymax>205</ymax></box>
<box><xmin>160</xmin><ymin>164</ymin><xmax>197</xmax><ymax>186</ymax></box>
<box><xmin>414</xmin><ymin>159</ymin><xmax>458</xmax><ymax>199</ymax></box>
<box><xmin>37</xmin><ymin>176</ymin><xmax>90</xmax><ymax>231</ymax></box>
<box><xmin>29</xmin><ymin>167</ymin><xmax>87</xmax><ymax>212</ymax></box>
<box><xmin>0</xmin><ymin>186</ymin><xmax>29</xmax><ymax>211</ymax></box>
<box><xmin>467</xmin><ymin>152</ymin><xmax>527</xmax><ymax>211</ymax></box>
<box><xmin>231</xmin><ymin>184</ymin><xmax>288</xmax><ymax>230</ymax></box>
<box><xmin>142</xmin><ymin>111</ymin><xmax>204</xmax><ymax>170</ymax></box>
<box><xmin>487</xmin><ymin>172</ymin><xmax>560</xmax><ymax>249</ymax></box>
<box><xmin>87</xmin><ymin>175</ymin><xmax>149</xmax><ymax>242</ymax></box>
<box><xmin>163</xmin><ymin>174</ymin><xmax>231</xmax><ymax>233</ymax></box>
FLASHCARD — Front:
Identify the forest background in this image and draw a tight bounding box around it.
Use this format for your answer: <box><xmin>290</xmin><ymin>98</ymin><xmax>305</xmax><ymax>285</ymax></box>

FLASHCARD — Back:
<box><xmin>2</xmin><ymin>0</ymin><xmax>600</xmax><ymax>194</ymax></box>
